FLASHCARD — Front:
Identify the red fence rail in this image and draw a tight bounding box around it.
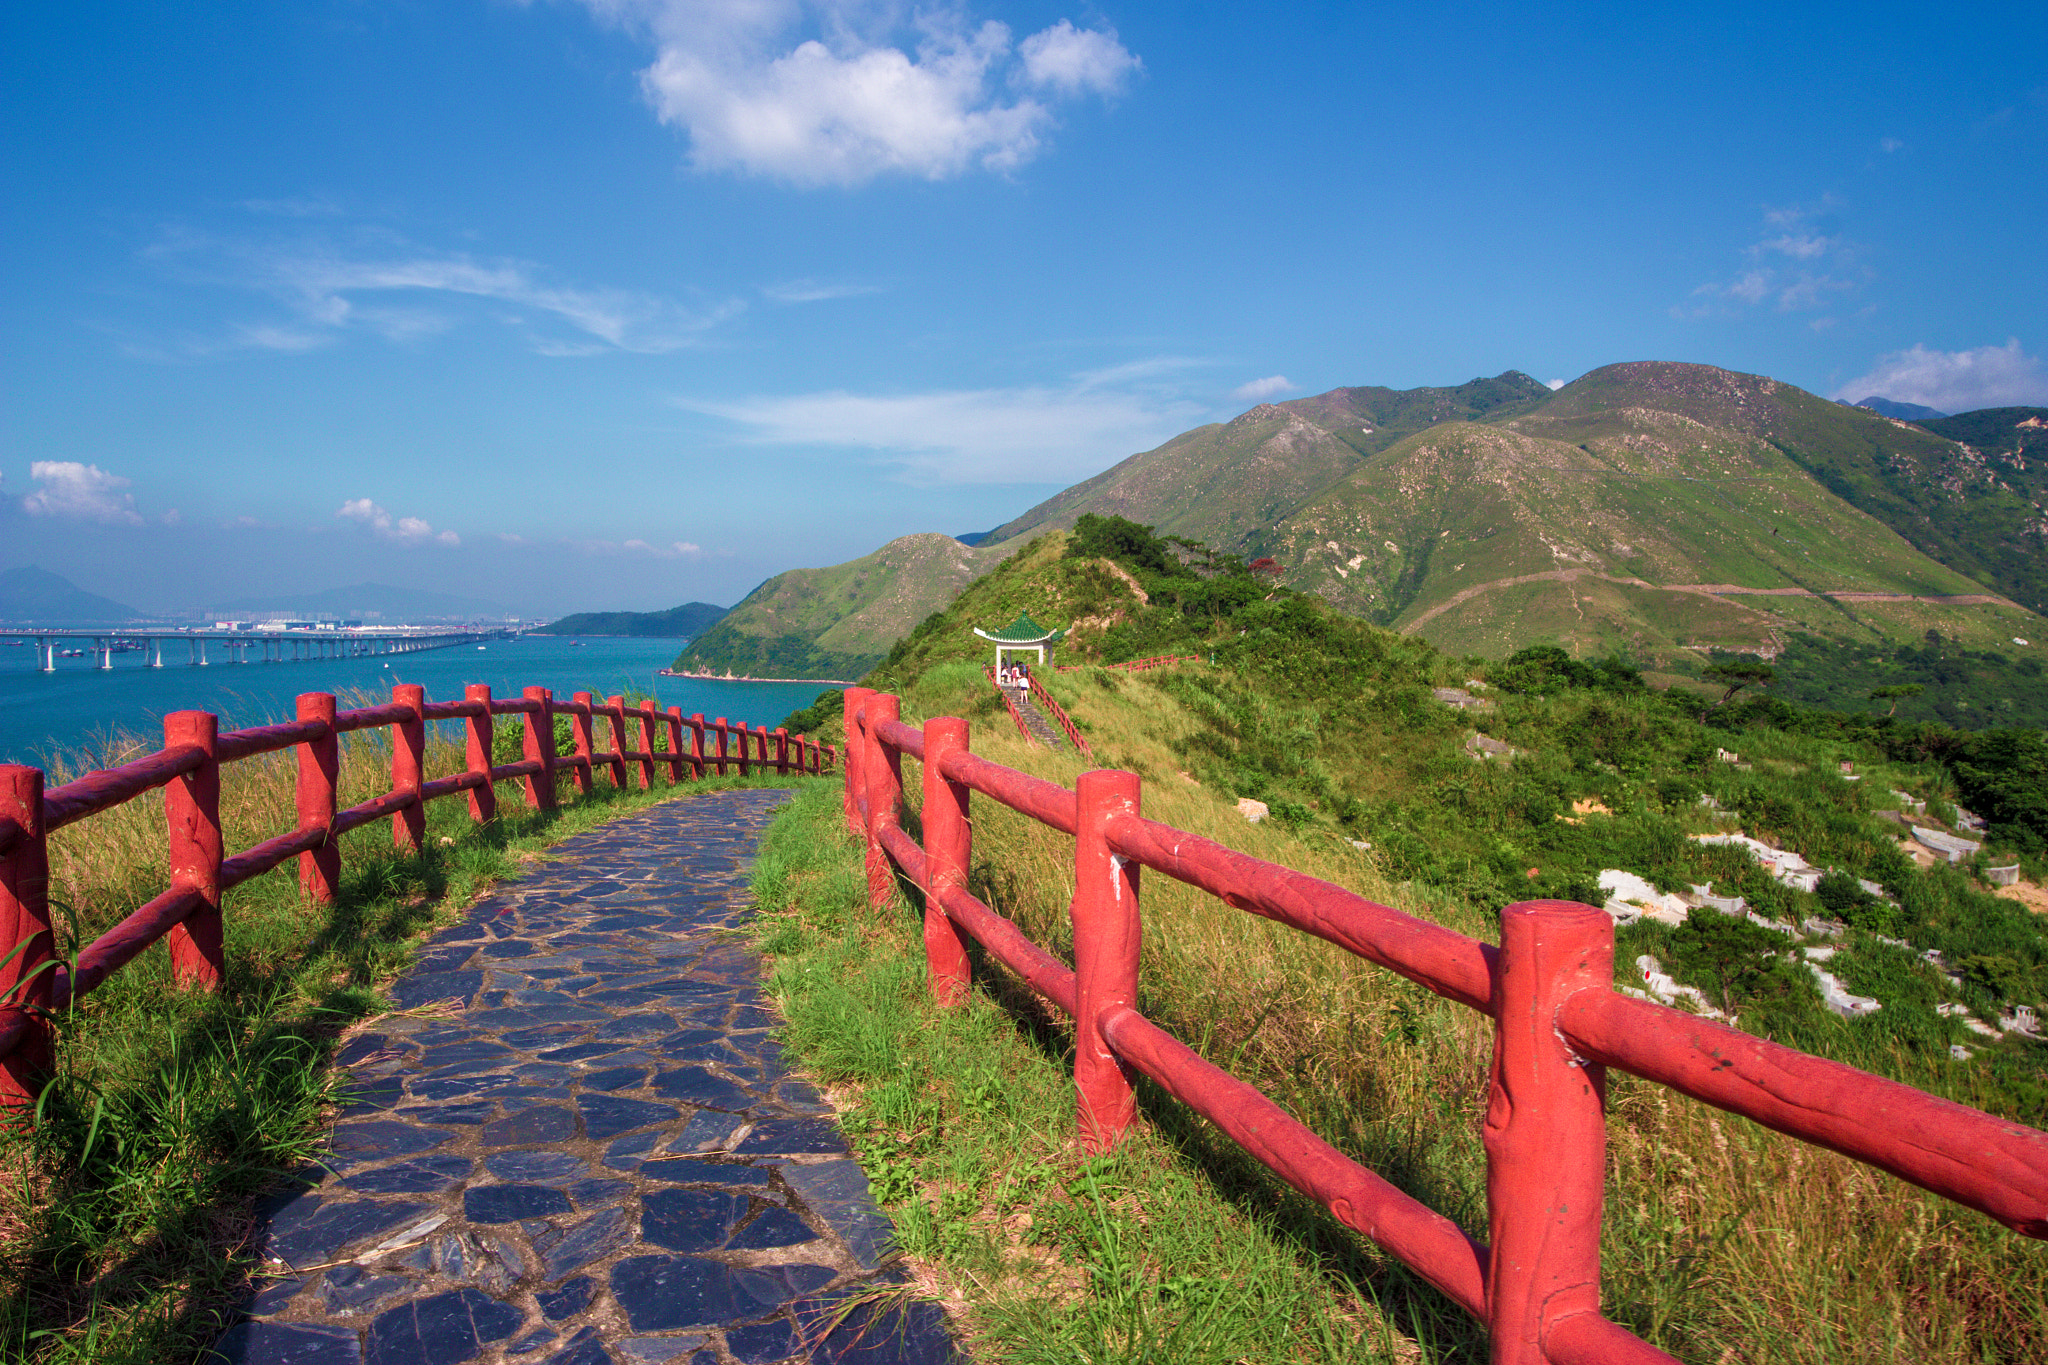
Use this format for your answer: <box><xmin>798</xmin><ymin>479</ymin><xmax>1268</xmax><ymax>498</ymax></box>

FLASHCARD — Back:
<box><xmin>841</xmin><ymin>687</ymin><xmax>2048</xmax><ymax>1364</ymax></box>
<box><xmin>1055</xmin><ymin>653</ymin><xmax>1201</xmax><ymax>675</ymax></box>
<box><xmin>0</xmin><ymin>685</ymin><xmax>834</xmax><ymax>1104</ymax></box>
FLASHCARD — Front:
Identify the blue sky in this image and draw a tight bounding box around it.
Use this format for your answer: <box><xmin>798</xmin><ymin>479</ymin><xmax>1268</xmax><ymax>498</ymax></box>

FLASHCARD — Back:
<box><xmin>4</xmin><ymin>0</ymin><xmax>2044</xmax><ymax>617</ymax></box>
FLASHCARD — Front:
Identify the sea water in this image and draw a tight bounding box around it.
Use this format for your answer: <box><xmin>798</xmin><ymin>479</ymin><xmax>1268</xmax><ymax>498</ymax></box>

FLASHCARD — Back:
<box><xmin>0</xmin><ymin>634</ymin><xmax>832</xmax><ymax>769</ymax></box>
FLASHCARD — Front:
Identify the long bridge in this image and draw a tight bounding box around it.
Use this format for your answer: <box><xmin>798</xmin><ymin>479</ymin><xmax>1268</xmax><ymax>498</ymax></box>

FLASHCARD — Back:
<box><xmin>1</xmin><ymin>625</ymin><xmax>512</xmax><ymax>671</ymax></box>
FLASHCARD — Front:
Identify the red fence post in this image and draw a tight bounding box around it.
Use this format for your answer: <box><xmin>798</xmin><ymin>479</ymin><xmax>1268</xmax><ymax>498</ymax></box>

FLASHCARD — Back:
<box><xmin>862</xmin><ymin>694</ymin><xmax>903</xmax><ymax>910</ymax></box>
<box><xmin>0</xmin><ymin>765</ymin><xmax>53</xmax><ymax>1105</ymax></box>
<box><xmin>774</xmin><ymin>726</ymin><xmax>789</xmax><ymax>774</ymax></box>
<box><xmin>1073</xmin><ymin>767</ymin><xmax>1142</xmax><ymax>1152</ymax></box>
<box><xmin>688</xmin><ymin>713</ymin><xmax>706</xmax><ymax>781</ymax></box>
<box><xmin>665</xmin><ymin>707</ymin><xmax>686</xmax><ymax>781</ymax></box>
<box><xmin>734</xmin><ymin>722</ymin><xmax>751</xmax><ymax>777</ymax></box>
<box><xmin>714</xmin><ymin>719</ymin><xmax>730</xmax><ymax>778</ymax></box>
<box><xmin>601</xmin><ymin>696</ymin><xmax>629</xmax><ymax>788</ymax></box>
<box><xmin>393</xmin><ymin>684</ymin><xmax>426</xmax><ymax>852</ymax></box>
<box><xmin>634</xmin><ymin>703</ymin><xmax>659</xmax><ymax>788</ymax></box>
<box><xmin>921</xmin><ymin>717</ymin><xmax>973</xmax><ymax>1005</ymax></box>
<box><xmin>1484</xmin><ymin>900</ymin><xmax>1615</xmax><ymax>1363</ymax></box>
<box><xmin>841</xmin><ymin>688</ymin><xmax>870</xmax><ymax>834</ymax></box>
<box><xmin>295</xmin><ymin>692</ymin><xmax>340</xmax><ymax>903</ymax></box>
<box><xmin>464</xmin><ymin>683</ymin><xmax>497</xmax><ymax>823</ymax></box>
<box><xmin>570</xmin><ymin>693</ymin><xmax>598</xmax><ymax>796</ymax></box>
<box><xmin>163</xmin><ymin>711</ymin><xmax>223</xmax><ymax>990</ymax></box>
<box><xmin>522</xmin><ymin>686</ymin><xmax>557</xmax><ymax>811</ymax></box>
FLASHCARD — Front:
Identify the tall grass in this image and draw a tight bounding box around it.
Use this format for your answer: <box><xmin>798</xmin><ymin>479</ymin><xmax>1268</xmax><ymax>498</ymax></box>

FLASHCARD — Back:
<box><xmin>758</xmin><ymin>667</ymin><xmax>2047</xmax><ymax>1363</ymax></box>
<box><xmin>1</xmin><ymin>711</ymin><xmax>810</xmax><ymax>1363</ymax></box>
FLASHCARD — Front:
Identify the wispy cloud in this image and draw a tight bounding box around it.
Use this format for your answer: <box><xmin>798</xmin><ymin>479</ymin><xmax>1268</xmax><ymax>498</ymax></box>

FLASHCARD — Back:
<box><xmin>147</xmin><ymin>224</ymin><xmax>742</xmax><ymax>356</ymax></box>
<box><xmin>1832</xmin><ymin>339</ymin><xmax>2048</xmax><ymax>412</ymax></box>
<box><xmin>1682</xmin><ymin>197</ymin><xmax>1867</xmax><ymax>319</ymax></box>
<box><xmin>337</xmin><ymin>497</ymin><xmax>460</xmax><ymax>547</ymax></box>
<box><xmin>1229</xmin><ymin>375</ymin><xmax>1294</xmax><ymax>402</ymax></box>
<box><xmin>21</xmin><ymin>462</ymin><xmax>145</xmax><ymax>525</ymax></box>
<box><xmin>679</xmin><ymin>370</ymin><xmax>1202</xmax><ymax>484</ymax></box>
<box><xmin>574</xmin><ymin>1</ymin><xmax>1139</xmax><ymax>187</ymax></box>
<box><xmin>762</xmin><ymin>279</ymin><xmax>882</xmax><ymax>304</ymax></box>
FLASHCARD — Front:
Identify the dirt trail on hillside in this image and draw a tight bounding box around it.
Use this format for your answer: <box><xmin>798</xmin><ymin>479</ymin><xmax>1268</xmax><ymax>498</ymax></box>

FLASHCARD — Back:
<box><xmin>1397</xmin><ymin>568</ymin><xmax>2014</xmax><ymax>632</ymax></box>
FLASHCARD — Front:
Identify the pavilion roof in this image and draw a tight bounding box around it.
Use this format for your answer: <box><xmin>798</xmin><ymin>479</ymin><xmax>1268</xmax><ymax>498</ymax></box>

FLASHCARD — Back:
<box><xmin>973</xmin><ymin>611</ymin><xmax>1064</xmax><ymax>645</ymax></box>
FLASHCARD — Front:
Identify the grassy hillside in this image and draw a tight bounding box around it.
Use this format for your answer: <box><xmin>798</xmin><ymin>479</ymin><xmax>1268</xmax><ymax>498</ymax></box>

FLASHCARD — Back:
<box><xmin>531</xmin><ymin>601</ymin><xmax>725</xmax><ymax>637</ymax></box>
<box><xmin>674</xmin><ymin>532</ymin><xmax>1015</xmax><ymax>679</ymax></box>
<box><xmin>983</xmin><ymin>372</ymin><xmax>1552</xmax><ymax>548</ymax></box>
<box><xmin>808</xmin><ymin>574</ymin><xmax>2048</xmax><ymax>1360</ymax></box>
<box><xmin>974</xmin><ymin>362</ymin><xmax>2044</xmax><ymax>670</ymax></box>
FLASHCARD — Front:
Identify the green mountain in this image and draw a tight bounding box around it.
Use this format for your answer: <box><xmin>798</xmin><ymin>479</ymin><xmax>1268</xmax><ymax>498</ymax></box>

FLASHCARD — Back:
<box><xmin>533</xmin><ymin>602</ymin><xmax>726</xmax><ymax>638</ymax></box>
<box><xmin>986</xmin><ymin>363</ymin><xmax>2045</xmax><ymax>668</ymax></box>
<box><xmin>0</xmin><ymin>565</ymin><xmax>140</xmax><ymax>623</ymax></box>
<box><xmin>674</xmin><ymin>533</ymin><xmax>1017</xmax><ymax>680</ymax></box>
<box><xmin>984</xmin><ymin>371</ymin><xmax>1553</xmax><ymax>549</ymax></box>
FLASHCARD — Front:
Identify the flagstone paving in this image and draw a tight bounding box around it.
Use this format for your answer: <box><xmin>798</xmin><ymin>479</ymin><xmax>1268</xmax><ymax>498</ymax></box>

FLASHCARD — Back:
<box><xmin>211</xmin><ymin>789</ymin><xmax>957</xmax><ymax>1365</ymax></box>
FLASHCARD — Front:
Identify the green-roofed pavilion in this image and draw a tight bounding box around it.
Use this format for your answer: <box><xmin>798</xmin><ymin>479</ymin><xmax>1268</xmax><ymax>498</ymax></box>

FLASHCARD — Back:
<box><xmin>973</xmin><ymin>612</ymin><xmax>1065</xmax><ymax>673</ymax></box>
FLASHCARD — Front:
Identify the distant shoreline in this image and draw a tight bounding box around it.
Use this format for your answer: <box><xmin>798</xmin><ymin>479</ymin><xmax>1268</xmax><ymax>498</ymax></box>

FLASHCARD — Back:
<box><xmin>659</xmin><ymin>668</ymin><xmax>854</xmax><ymax>686</ymax></box>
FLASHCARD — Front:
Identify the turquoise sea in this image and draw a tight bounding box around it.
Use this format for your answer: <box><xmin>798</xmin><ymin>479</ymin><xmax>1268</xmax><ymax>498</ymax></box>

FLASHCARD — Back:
<box><xmin>0</xmin><ymin>633</ymin><xmax>833</xmax><ymax>769</ymax></box>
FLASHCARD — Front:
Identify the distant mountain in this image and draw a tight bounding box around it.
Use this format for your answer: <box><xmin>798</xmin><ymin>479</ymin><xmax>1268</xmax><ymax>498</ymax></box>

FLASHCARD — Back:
<box><xmin>1845</xmin><ymin>396</ymin><xmax>1949</xmax><ymax>421</ymax></box>
<box><xmin>953</xmin><ymin>530</ymin><xmax>996</xmax><ymax>546</ymax></box>
<box><xmin>674</xmin><ymin>533</ymin><xmax>1016</xmax><ymax>679</ymax></box>
<box><xmin>532</xmin><ymin>602</ymin><xmax>728</xmax><ymax>638</ymax></box>
<box><xmin>984</xmin><ymin>371</ymin><xmax>1553</xmax><ymax>548</ymax></box>
<box><xmin>983</xmin><ymin>362</ymin><xmax>2044</xmax><ymax>664</ymax></box>
<box><xmin>1917</xmin><ymin>406</ymin><xmax>2048</xmax><ymax>456</ymax></box>
<box><xmin>0</xmin><ymin>565</ymin><xmax>141</xmax><ymax>623</ymax></box>
<box><xmin>196</xmin><ymin>581</ymin><xmax>512</xmax><ymax>621</ymax></box>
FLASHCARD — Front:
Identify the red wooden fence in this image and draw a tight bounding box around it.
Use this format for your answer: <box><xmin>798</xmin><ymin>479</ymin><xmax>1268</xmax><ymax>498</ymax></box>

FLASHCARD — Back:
<box><xmin>1055</xmin><ymin>653</ymin><xmax>1201</xmax><ymax>675</ymax></box>
<box><xmin>0</xmin><ymin>684</ymin><xmax>834</xmax><ymax>1104</ymax></box>
<box><xmin>842</xmin><ymin>687</ymin><xmax>2048</xmax><ymax>1364</ymax></box>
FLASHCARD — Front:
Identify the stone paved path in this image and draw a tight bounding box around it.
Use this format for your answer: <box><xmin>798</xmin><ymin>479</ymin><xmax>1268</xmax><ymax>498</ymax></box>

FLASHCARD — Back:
<box><xmin>212</xmin><ymin>790</ymin><xmax>957</xmax><ymax>1365</ymax></box>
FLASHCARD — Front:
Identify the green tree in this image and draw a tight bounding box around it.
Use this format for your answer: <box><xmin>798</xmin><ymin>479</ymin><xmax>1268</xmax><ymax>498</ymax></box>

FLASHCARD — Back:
<box><xmin>1702</xmin><ymin>661</ymin><xmax>1776</xmax><ymax>709</ymax></box>
<box><xmin>1870</xmin><ymin>683</ymin><xmax>1924</xmax><ymax>717</ymax></box>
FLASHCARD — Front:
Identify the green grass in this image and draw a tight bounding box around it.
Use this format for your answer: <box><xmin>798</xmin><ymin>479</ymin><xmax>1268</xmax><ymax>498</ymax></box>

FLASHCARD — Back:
<box><xmin>764</xmin><ymin>646</ymin><xmax>2048</xmax><ymax>1362</ymax></box>
<box><xmin>0</xmin><ymin>733</ymin><xmax>809</xmax><ymax>1364</ymax></box>
<box><xmin>750</xmin><ymin>783</ymin><xmax>1430</xmax><ymax>1364</ymax></box>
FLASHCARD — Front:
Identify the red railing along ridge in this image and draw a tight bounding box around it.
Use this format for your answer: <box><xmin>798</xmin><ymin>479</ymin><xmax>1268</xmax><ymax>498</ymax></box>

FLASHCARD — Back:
<box><xmin>840</xmin><ymin>687</ymin><xmax>2048</xmax><ymax>1364</ymax></box>
<box><xmin>0</xmin><ymin>685</ymin><xmax>834</xmax><ymax>1103</ymax></box>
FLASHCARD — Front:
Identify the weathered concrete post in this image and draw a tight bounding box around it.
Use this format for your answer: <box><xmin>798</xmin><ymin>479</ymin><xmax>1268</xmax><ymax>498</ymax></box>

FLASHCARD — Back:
<box><xmin>1484</xmin><ymin>900</ymin><xmax>1614</xmax><ymax>1364</ymax></box>
<box><xmin>522</xmin><ymin>686</ymin><xmax>557</xmax><ymax>812</ymax></box>
<box><xmin>163</xmin><ymin>711</ymin><xmax>224</xmax><ymax>989</ymax></box>
<box><xmin>393</xmin><ymin>684</ymin><xmax>427</xmax><ymax>851</ymax></box>
<box><xmin>464</xmin><ymin>684</ymin><xmax>497</xmax><ymax>823</ymax></box>
<box><xmin>0</xmin><ymin>765</ymin><xmax>53</xmax><ymax>1105</ymax></box>
<box><xmin>1073</xmin><ymin>767</ymin><xmax>1142</xmax><ymax>1152</ymax></box>
<box><xmin>295</xmin><ymin>692</ymin><xmax>340</xmax><ymax>903</ymax></box>
<box><xmin>862</xmin><ymin>694</ymin><xmax>903</xmax><ymax>911</ymax></box>
<box><xmin>920</xmin><ymin>717</ymin><xmax>973</xmax><ymax>1004</ymax></box>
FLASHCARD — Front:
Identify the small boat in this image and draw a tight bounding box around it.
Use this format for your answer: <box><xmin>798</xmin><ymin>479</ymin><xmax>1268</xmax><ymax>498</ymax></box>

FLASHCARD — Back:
<box><xmin>477</xmin><ymin>645</ymin><xmax>487</xmax><ymax>651</ymax></box>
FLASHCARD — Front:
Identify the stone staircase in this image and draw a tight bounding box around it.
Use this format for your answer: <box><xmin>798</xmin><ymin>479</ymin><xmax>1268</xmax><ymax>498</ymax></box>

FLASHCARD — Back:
<box><xmin>1003</xmin><ymin>685</ymin><xmax>1070</xmax><ymax>751</ymax></box>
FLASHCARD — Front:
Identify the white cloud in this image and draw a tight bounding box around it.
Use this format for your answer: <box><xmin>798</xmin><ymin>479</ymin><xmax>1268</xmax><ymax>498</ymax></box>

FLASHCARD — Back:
<box><xmin>576</xmin><ymin>537</ymin><xmax>724</xmax><ymax>559</ymax></box>
<box><xmin>1880</xmin><ymin>137</ymin><xmax>1904</xmax><ymax>153</ymax></box>
<box><xmin>149</xmin><ymin>226</ymin><xmax>739</xmax><ymax>356</ymax></box>
<box><xmin>21</xmin><ymin>462</ymin><xmax>145</xmax><ymax>525</ymax></box>
<box><xmin>161</xmin><ymin>508</ymin><xmax>182</xmax><ymax>526</ymax></box>
<box><xmin>1018</xmin><ymin>20</ymin><xmax>1141</xmax><ymax>96</ymax></box>
<box><xmin>338</xmin><ymin>498</ymin><xmax>461</xmax><ymax>546</ymax></box>
<box><xmin>1546</xmin><ymin>378</ymin><xmax>1567</xmax><ymax>391</ymax></box>
<box><xmin>1684</xmin><ymin>198</ymin><xmax>1868</xmax><ymax>317</ymax></box>
<box><xmin>578</xmin><ymin>2</ymin><xmax>1138</xmax><ymax>186</ymax></box>
<box><xmin>1229</xmin><ymin>375</ymin><xmax>1294</xmax><ymax>402</ymax></box>
<box><xmin>1831</xmin><ymin>339</ymin><xmax>2048</xmax><ymax>412</ymax></box>
<box><xmin>680</xmin><ymin>376</ymin><xmax>1202</xmax><ymax>484</ymax></box>
<box><xmin>762</xmin><ymin>279</ymin><xmax>882</xmax><ymax>303</ymax></box>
